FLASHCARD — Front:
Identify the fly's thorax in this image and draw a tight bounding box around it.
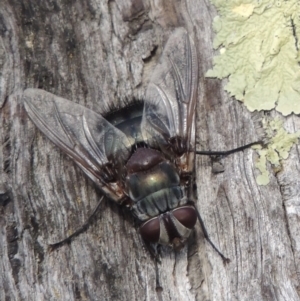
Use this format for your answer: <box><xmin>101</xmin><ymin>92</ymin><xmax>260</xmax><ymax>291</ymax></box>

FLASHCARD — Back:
<box><xmin>131</xmin><ymin>186</ymin><xmax>187</xmax><ymax>221</ymax></box>
<box><xmin>125</xmin><ymin>148</ymin><xmax>185</xmax><ymax>220</ymax></box>
<box><xmin>125</xmin><ymin>148</ymin><xmax>180</xmax><ymax>203</ymax></box>
<box><xmin>125</xmin><ymin>147</ymin><xmax>197</xmax><ymax>248</ymax></box>
<box><xmin>139</xmin><ymin>205</ymin><xmax>198</xmax><ymax>249</ymax></box>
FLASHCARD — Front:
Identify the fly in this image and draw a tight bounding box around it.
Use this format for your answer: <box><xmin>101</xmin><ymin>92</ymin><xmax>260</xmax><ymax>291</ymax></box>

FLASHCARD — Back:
<box><xmin>24</xmin><ymin>28</ymin><xmax>261</xmax><ymax>263</ymax></box>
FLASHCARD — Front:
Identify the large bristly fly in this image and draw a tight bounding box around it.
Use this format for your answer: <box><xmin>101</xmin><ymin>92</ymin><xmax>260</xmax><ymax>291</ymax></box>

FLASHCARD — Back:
<box><xmin>23</xmin><ymin>28</ymin><xmax>259</xmax><ymax>262</ymax></box>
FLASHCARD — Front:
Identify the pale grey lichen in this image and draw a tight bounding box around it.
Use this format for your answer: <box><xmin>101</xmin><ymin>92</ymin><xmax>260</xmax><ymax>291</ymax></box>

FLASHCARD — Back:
<box><xmin>254</xmin><ymin>118</ymin><xmax>300</xmax><ymax>185</ymax></box>
<box><xmin>206</xmin><ymin>0</ymin><xmax>300</xmax><ymax>116</ymax></box>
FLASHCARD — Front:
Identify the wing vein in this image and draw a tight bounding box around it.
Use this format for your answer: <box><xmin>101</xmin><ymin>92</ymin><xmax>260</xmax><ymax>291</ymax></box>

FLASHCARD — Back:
<box><xmin>82</xmin><ymin>113</ymin><xmax>106</xmax><ymax>165</ymax></box>
<box><xmin>168</xmin><ymin>57</ymin><xmax>185</xmax><ymax>138</ymax></box>
<box><xmin>52</xmin><ymin>100</ymin><xmax>76</xmax><ymax>149</ymax></box>
<box><xmin>152</xmin><ymin>83</ymin><xmax>176</xmax><ymax>137</ymax></box>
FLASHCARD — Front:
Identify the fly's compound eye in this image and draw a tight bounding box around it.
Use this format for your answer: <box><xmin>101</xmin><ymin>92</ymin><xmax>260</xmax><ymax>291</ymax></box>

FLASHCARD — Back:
<box><xmin>139</xmin><ymin>206</ymin><xmax>198</xmax><ymax>245</ymax></box>
<box><xmin>172</xmin><ymin>206</ymin><xmax>197</xmax><ymax>230</ymax></box>
<box><xmin>140</xmin><ymin>217</ymin><xmax>160</xmax><ymax>243</ymax></box>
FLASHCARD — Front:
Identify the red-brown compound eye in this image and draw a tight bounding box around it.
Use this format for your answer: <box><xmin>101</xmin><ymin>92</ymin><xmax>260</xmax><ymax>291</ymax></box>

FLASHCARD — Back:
<box><xmin>172</xmin><ymin>206</ymin><xmax>197</xmax><ymax>229</ymax></box>
<box><xmin>140</xmin><ymin>217</ymin><xmax>160</xmax><ymax>243</ymax></box>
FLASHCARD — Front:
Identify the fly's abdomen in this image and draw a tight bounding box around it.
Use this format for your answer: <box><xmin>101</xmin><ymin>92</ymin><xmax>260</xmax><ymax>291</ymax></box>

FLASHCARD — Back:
<box><xmin>126</xmin><ymin>148</ymin><xmax>186</xmax><ymax>221</ymax></box>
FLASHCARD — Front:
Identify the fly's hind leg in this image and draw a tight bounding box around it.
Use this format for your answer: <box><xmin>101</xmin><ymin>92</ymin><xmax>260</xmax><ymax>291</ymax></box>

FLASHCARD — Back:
<box><xmin>192</xmin><ymin>141</ymin><xmax>265</xmax><ymax>263</ymax></box>
<box><xmin>195</xmin><ymin>141</ymin><xmax>264</xmax><ymax>156</ymax></box>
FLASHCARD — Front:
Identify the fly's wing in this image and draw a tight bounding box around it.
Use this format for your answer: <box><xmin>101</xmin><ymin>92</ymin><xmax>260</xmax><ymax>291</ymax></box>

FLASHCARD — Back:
<box><xmin>24</xmin><ymin>88</ymin><xmax>131</xmax><ymax>204</ymax></box>
<box><xmin>141</xmin><ymin>28</ymin><xmax>198</xmax><ymax>174</ymax></box>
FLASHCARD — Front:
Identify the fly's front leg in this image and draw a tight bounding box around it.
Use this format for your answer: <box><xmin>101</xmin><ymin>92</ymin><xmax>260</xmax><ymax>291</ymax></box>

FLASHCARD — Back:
<box><xmin>139</xmin><ymin>237</ymin><xmax>163</xmax><ymax>293</ymax></box>
<box><xmin>192</xmin><ymin>141</ymin><xmax>265</xmax><ymax>262</ymax></box>
<box><xmin>187</xmin><ymin>200</ymin><xmax>230</xmax><ymax>264</ymax></box>
<box><xmin>195</xmin><ymin>206</ymin><xmax>230</xmax><ymax>264</ymax></box>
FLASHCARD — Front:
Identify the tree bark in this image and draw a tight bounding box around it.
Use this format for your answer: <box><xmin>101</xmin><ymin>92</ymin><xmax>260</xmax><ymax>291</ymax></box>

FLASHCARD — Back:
<box><xmin>1</xmin><ymin>0</ymin><xmax>300</xmax><ymax>300</ymax></box>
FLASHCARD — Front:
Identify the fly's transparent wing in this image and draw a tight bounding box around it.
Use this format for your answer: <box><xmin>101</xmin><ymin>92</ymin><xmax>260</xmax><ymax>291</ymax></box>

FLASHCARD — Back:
<box><xmin>141</xmin><ymin>28</ymin><xmax>198</xmax><ymax>173</ymax></box>
<box><xmin>24</xmin><ymin>88</ymin><xmax>131</xmax><ymax>203</ymax></box>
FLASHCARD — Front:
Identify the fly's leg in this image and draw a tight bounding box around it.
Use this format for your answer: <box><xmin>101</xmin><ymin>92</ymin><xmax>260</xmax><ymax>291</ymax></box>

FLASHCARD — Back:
<box><xmin>141</xmin><ymin>237</ymin><xmax>162</xmax><ymax>266</ymax></box>
<box><xmin>155</xmin><ymin>258</ymin><xmax>163</xmax><ymax>301</ymax></box>
<box><xmin>187</xmin><ymin>201</ymin><xmax>230</xmax><ymax>264</ymax></box>
<box><xmin>193</xmin><ymin>141</ymin><xmax>265</xmax><ymax>260</ymax></box>
<box><xmin>195</xmin><ymin>141</ymin><xmax>263</xmax><ymax>156</ymax></box>
<box><xmin>140</xmin><ymin>238</ymin><xmax>163</xmax><ymax>293</ymax></box>
<box><xmin>49</xmin><ymin>196</ymin><xmax>104</xmax><ymax>250</ymax></box>
<box><xmin>196</xmin><ymin>207</ymin><xmax>230</xmax><ymax>264</ymax></box>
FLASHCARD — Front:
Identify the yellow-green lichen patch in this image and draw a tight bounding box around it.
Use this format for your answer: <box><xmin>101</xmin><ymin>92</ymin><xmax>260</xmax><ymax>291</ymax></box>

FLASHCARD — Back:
<box><xmin>254</xmin><ymin>118</ymin><xmax>300</xmax><ymax>185</ymax></box>
<box><xmin>206</xmin><ymin>0</ymin><xmax>300</xmax><ymax>116</ymax></box>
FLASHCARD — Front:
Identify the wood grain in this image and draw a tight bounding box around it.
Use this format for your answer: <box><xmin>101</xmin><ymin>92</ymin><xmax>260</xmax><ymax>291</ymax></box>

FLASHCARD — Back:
<box><xmin>0</xmin><ymin>0</ymin><xmax>299</xmax><ymax>300</ymax></box>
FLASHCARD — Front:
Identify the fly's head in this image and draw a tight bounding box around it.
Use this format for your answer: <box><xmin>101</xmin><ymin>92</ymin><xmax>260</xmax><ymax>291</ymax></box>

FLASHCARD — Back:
<box><xmin>139</xmin><ymin>205</ymin><xmax>197</xmax><ymax>250</ymax></box>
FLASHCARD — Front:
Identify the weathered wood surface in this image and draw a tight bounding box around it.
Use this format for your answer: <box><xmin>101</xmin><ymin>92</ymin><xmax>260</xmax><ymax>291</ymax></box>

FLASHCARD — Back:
<box><xmin>1</xmin><ymin>0</ymin><xmax>300</xmax><ymax>300</ymax></box>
